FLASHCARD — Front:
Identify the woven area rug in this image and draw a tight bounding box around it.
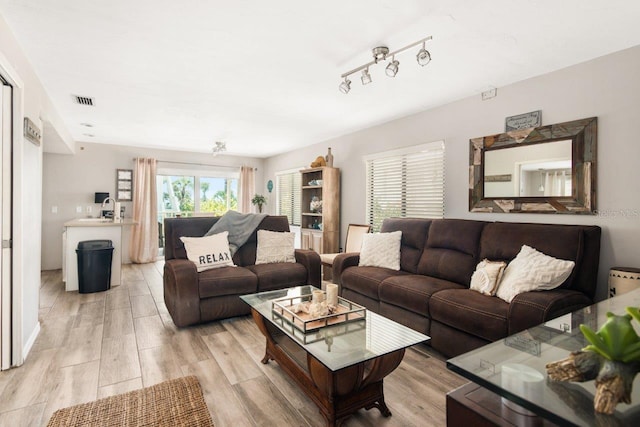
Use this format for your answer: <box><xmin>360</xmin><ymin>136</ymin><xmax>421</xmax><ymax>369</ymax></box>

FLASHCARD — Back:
<box><xmin>47</xmin><ymin>376</ymin><xmax>214</xmax><ymax>427</ymax></box>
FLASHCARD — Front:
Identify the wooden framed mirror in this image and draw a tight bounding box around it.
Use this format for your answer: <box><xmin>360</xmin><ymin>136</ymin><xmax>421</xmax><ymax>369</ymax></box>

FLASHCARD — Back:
<box><xmin>469</xmin><ymin>117</ymin><xmax>597</xmax><ymax>214</ymax></box>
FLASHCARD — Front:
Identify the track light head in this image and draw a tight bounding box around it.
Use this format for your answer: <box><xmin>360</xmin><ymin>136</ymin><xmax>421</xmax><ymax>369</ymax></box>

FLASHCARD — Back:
<box><xmin>416</xmin><ymin>42</ymin><xmax>431</xmax><ymax>66</ymax></box>
<box><xmin>361</xmin><ymin>68</ymin><xmax>372</xmax><ymax>85</ymax></box>
<box><xmin>339</xmin><ymin>78</ymin><xmax>351</xmax><ymax>94</ymax></box>
<box><xmin>385</xmin><ymin>58</ymin><xmax>399</xmax><ymax>77</ymax></box>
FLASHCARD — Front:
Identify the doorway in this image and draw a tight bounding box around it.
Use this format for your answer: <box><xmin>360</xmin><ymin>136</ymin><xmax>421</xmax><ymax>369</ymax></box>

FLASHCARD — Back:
<box><xmin>0</xmin><ymin>76</ymin><xmax>12</xmax><ymax>370</ymax></box>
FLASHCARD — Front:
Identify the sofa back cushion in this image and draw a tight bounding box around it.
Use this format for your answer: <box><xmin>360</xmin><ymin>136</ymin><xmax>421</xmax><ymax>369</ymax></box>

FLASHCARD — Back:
<box><xmin>164</xmin><ymin>215</ymin><xmax>290</xmax><ymax>267</ymax></box>
<box><xmin>380</xmin><ymin>218</ymin><xmax>432</xmax><ymax>273</ymax></box>
<box><xmin>417</xmin><ymin>219</ymin><xmax>486</xmax><ymax>286</ymax></box>
<box><xmin>479</xmin><ymin>222</ymin><xmax>583</xmax><ymax>291</ymax></box>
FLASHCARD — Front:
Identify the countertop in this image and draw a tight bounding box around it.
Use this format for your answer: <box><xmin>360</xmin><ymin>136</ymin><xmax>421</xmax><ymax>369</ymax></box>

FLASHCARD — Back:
<box><xmin>64</xmin><ymin>218</ymin><xmax>137</xmax><ymax>227</ymax></box>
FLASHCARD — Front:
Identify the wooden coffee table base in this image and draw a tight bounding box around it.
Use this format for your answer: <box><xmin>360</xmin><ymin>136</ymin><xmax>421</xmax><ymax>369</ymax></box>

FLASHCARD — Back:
<box><xmin>251</xmin><ymin>309</ymin><xmax>404</xmax><ymax>427</ymax></box>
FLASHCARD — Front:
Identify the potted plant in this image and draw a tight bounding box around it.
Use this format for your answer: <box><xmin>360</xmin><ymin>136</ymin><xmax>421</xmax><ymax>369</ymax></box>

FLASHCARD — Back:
<box><xmin>251</xmin><ymin>194</ymin><xmax>266</xmax><ymax>213</ymax></box>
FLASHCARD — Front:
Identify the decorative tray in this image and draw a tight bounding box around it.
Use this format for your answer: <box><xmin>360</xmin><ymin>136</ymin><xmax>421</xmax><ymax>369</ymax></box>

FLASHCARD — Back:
<box><xmin>271</xmin><ymin>294</ymin><xmax>366</xmax><ymax>333</ymax></box>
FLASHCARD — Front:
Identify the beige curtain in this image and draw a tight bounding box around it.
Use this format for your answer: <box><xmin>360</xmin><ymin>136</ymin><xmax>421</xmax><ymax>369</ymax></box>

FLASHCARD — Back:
<box><xmin>238</xmin><ymin>166</ymin><xmax>255</xmax><ymax>213</ymax></box>
<box><xmin>130</xmin><ymin>158</ymin><xmax>158</xmax><ymax>263</ymax></box>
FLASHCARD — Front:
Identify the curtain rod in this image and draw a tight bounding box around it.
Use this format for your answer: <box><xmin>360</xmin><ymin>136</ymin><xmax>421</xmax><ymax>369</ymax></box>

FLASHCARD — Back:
<box><xmin>133</xmin><ymin>158</ymin><xmax>257</xmax><ymax>170</ymax></box>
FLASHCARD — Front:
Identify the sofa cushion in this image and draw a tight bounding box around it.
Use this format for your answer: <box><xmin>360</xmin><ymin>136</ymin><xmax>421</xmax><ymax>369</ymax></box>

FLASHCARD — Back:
<box><xmin>246</xmin><ymin>262</ymin><xmax>308</xmax><ymax>291</ymax></box>
<box><xmin>496</xmin><ymin>245</ymin><xmax>575</xmax><ymax>303</ymax></box>
<box><xmin>255</xmin><ymin>230</ymin><xmax>296</xmax><ymax>264</ymax></box>
<box><xmin>198</xmin><ymin>266</ymin><xmax>257</xmax><ymax>299</ymax></box>
<box><xmin>358</xmin><ymin>231</ymin><xmax>402</xmax><ymax>270</ymax></box>
<box><xmin>470</xmin><ymin>259</ymin><xmax>507</xmax><ymax>296</ymax></box>
<box><xmin>180</xmin><ymin>232</ymin><xmax>235</xmax><ymax>272</ymax></box>
<box><xmin>429</xmin><ymin>289</ymin><xmax>509</xmax><ymax>342</ymax></box>
<box><xmin>379</xmin><ymin>275</ymin><xmax>464</xmax><ymax>317</ymax></box>
<box><xmin>417</xmin><ymin>219</ymin><xmax>485</xmax><ymax>285</ymax></box>
<box><xmin>381</xmin><ymin>218</ymin><xmax>432</xmax><ymax>273</ymax></box>
<box><xmin>479</xmin><ymin>222</ymin><xmax>583</xmax><ymax>290</ymax></box>
<box><xmin>341</xmin><ymin>266</ymin><xmax>409</xmax><ymax>300</ymax></box>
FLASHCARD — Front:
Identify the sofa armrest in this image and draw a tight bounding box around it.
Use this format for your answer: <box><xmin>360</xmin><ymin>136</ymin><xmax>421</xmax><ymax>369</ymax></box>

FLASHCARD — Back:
<box><xmin>332</xmin><ymin>253</ymin><xmax>360</xmax><ymax>286</ymax></box>
<box><xmin>163</xmin><ymin>259</ymin><xmax>201</xmax><ymax>327</ymax></box>
<box><xmin>295</xmin><ymin>249</ymin><xmax>321</xmax><ymax>287</ymax></box>
<box><xmin>508</xmin><ymin>289</ymin><xmax>592</xmax><ymax>335</ymax></box>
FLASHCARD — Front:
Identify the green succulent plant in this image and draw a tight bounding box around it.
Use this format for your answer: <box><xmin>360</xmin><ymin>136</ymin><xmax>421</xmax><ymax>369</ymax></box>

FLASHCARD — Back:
<box><xmin>580</xmin><ymin>310</ymin><xmax>640</xmax><ymax>363</ymax></box>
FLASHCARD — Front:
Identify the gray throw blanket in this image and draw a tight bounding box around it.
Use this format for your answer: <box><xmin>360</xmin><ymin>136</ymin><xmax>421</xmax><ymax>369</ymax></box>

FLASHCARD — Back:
<box><xmin>206</xmin><ymin>211</ymin><xmax>267</xmax><ymax>255</ymax></box>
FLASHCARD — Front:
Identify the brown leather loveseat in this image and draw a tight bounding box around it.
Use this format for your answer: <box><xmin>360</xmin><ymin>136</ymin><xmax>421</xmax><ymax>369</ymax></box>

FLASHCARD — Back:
<box><xmin>333</xmin><ymin>218</ymin><xmax>601</xmax><ymax>357</ymax></box>
<box><xmin>163</xmin><ymin>215</ymin><xmax>321</xmax><ymax>327</ymax></box>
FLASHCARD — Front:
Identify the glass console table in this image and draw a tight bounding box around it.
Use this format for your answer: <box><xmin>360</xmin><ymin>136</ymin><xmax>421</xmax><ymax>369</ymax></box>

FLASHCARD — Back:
<box><xmin>447</xmin><ymin>288</ymin><xmax>640</xmax><ymax>427</ymax></box>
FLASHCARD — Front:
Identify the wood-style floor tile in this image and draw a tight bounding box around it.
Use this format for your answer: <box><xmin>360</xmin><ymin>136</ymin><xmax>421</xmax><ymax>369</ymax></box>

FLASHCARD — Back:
<box><xmin>103</xmin><ymin>306</ymin><xmax>134</xmax><ymax>338</ymax></box>
<box><xmin>201</xmin><ymin>332</ymin><xmax>263</xmax><ymax>385</ymax></box>
<box><xmin>130</xmin><ymin>294</ymin><xmax>158</xmax><ymax>318</ymax></box>
<box><xmin>41</xmin><ymin>360</ymin><xmax>100</xmax><ymax>423</ymax></box>
<box><xmin>97</xmin><ymin>377</ymin><xmax>143</xmax><ymax>400</ymax></box>
<box><xmin>0</xmin><ymin>402</ymin><xmax>45</xmax><ymax>427</ymax></box>
<box><xmin>98</xmin><ymin>334</ymin><xmax>141</xmax><ymax>387</ymax></box>
<box><xmin>134</xmin><ymin>315</ymin><xmax>170</xmax><ymax>350</ymax></box>
<box><xmin>139</xmin><ymin>345</ymin><xmax>184</xmax><ymax>387</ymax></box>
<box><xmin>181</xmin><ymin>359</ymin><xmax>254</xmax><ymax>427</ymax></box>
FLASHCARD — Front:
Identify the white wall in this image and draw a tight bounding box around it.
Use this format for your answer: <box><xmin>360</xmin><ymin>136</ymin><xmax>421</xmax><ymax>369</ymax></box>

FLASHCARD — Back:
<box><xmin>0</xmin><ymin>14</ymin><xmax>74</xmax><ymax>361</ymax></box>
<box><xmin>264</xmin><ymin>45</ymin><xmax>640</xmax><ymax>302</ymax></box>
<box><xmin>42</xmin><ymin>142</ymin><xmax>263</xmax><ymax>270</ymax></box>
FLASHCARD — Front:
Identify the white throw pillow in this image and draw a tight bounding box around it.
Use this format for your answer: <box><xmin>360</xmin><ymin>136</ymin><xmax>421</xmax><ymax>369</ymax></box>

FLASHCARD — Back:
<box><xmin>496</xmin><ymin>245</ymin><xmax>575</xmax><ymax>303</ymax></box>
<box><xmin>180</xmin><ymin>232</ymin><xmax>235</xmax><ymax>272</ymax></box>
<box><xmin>255</xmin><ymin>230</ymin><xmax>296</xmax><ymax>264</ymax></box>
<box><xmin>358</xmin><ymin>231</ymin><xmax>402</xmax><ymax>271</ymax></box>
<box><xmin>470</xmin><ymin>259</ymin><xmax>507</xmax><ymax>296</ymax></box>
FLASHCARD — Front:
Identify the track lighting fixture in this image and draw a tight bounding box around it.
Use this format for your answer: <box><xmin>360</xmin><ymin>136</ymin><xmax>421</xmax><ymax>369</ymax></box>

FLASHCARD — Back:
<box><xmin>212</xmin><ymin>141</ymin><xmax>226</xmax><ymax>156</ymax></box>
<box><xmin>339</xmin><ymin>36</ymin><xmax>432</xmax><ymax>93</ymax></box>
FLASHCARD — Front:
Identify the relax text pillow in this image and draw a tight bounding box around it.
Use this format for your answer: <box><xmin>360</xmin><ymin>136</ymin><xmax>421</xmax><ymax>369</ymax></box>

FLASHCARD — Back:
<box><xmin>180</xmin><ymin>231</ymin><xmax>235</xmax><ymax>272</ymax></box>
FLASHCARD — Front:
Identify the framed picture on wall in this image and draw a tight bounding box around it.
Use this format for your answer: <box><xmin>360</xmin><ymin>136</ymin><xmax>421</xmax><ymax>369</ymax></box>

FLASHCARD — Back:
<box><xmin>116</xmin><ymin>169</ymin><xmax>133</xmax><ymax>201</ymax></box>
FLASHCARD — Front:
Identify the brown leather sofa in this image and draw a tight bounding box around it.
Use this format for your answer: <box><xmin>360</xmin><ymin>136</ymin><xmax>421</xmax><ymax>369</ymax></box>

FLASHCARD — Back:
<box><xmin>333</xmin><ymin>218</ymin><xmax>601</xmax><ymax>357</ymax></box>
<box><xmin>163</xmin><ymin>216</ymin><xmax>321</xmax><ymax>327</ymax></box>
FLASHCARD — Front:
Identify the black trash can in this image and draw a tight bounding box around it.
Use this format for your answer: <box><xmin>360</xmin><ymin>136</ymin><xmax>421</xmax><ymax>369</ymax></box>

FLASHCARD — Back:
<box><xmin>76</xmin><ymin>240</ymin><xmax>114</xmax><ymax>293</ymax></box>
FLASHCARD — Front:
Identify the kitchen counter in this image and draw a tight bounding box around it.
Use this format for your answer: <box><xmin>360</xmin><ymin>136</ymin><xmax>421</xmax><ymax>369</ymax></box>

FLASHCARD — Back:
<box><xmin>63</xmin><ymin>218</ymin><xmax>137</xmax><ymax>292</ymax></box>
<box><xmin>64</xmin><ymin>218</ymin><xmax>137</xmax><ymax>227</ymax></box>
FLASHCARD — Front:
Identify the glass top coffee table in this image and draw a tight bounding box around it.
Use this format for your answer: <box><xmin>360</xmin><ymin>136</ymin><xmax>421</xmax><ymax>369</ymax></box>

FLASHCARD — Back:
<box><xmin>241</xmin><ymin>285</ymin><xmax>429</xmax><ymax>427</ymax></box>
<box><xmin>447</xmin><ymin>288</ymin><xmax>640</xmax><ymax>427</ymax></box>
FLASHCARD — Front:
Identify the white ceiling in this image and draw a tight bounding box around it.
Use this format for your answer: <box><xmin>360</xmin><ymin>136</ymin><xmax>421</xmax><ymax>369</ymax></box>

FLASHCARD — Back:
<box><xmin>1</xmin><ymin>0</ymin><xmax>639</xmax><ymax>157</ymax></box>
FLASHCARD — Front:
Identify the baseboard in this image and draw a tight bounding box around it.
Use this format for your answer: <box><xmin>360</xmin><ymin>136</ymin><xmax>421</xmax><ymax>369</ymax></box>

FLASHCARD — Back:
<box><xmin>22</xmin><ymin>321</ymin><xmax>40</xmax><ymax>361</ymax></box>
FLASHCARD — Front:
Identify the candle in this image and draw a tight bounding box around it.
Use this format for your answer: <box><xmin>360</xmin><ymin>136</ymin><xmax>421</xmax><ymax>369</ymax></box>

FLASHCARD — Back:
<box><xmin>312</xmin><ymin>290</ymin><xmax>325</xmax><ymax>304</ymax></box>
<box><xmin>326</xmin><ymin>283</ymin><xmax>338</xmax><ymax>306</ymax></box>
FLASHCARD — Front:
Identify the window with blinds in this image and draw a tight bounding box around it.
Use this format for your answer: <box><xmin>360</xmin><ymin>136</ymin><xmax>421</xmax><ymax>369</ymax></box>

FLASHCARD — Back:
<box><xmin>365</xmin><ymin>140</ymin><xmax>445</xmax><ymax>231</ymax></box>
<box><xmin>276</xmin><ymin>169</ymin><xmax>302</xmax><ymax>226</ymax></box>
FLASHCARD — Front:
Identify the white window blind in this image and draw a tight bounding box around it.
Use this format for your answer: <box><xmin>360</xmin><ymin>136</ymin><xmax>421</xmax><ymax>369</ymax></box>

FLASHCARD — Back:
<box><xmin>365</xmin><ymin>141</ymin><xmax>445</xmax><ymax>231</ymax></box>
<box><xmin>276</xmin><ymin>169</ymin><xmax>302</xmax><ymax>226</ymax></box>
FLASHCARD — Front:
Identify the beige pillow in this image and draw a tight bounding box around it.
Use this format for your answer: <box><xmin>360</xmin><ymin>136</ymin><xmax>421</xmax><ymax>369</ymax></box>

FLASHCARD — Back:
<box><xmin>180</xmin><ymin>232</ymin><xmax>235</xmax><ymax>272</ymax></box>
<box><xmin>496</xmin><ymin>245</ymin><xmax>575</xmax><ymax>303</ymax></box>
<box><xmin>358</xmin><ymin>231</ymin><xmax>402</xmax><ymax>270</ymax></box>
<box><xmin>255</xmin><ymin>230</ymin><xmax>296</xmax><ymax>264</ymax></box>
<box><xmin>470</xmin><ymin>259</ymin><xmax>507</xmax><ymax>296</ymax></box>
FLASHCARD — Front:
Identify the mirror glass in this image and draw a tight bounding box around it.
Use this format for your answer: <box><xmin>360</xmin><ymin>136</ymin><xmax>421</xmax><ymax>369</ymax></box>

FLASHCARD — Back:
<box><xmin>484</xmin><ymin>139</ymin><xmax>572</xmax><ymax>197</ymax></box>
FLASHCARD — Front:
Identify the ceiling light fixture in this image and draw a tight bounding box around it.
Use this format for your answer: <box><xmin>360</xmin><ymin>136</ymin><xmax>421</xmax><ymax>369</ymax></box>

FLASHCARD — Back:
<box><xmin>339</xmin><ymin>36</ymin><xmax>432</xmax><ymax>93</ymax></box>
<box><xmin>212</xmin><ymin>141</ymin><xmax>226</xmax><ymax>156</ymax></box>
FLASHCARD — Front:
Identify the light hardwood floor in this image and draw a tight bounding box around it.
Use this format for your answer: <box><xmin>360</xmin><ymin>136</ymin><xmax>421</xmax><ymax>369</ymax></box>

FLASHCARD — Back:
<box><xmin>0</xmin><ymin>263</ymin><xmax>465</xmax><ymax>426</ymax></box>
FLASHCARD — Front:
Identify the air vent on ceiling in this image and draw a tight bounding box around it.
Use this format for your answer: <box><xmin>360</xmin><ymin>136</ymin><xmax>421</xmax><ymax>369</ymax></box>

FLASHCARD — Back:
<box><xmin>71</xmin><ymin>94</ymin><xmax>95</xmax><ymax>106</ymax></box>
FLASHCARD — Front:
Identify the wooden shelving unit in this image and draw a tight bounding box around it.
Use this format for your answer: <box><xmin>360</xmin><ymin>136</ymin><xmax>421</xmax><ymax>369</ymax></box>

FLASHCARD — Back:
<box><xmin>300</xmin><ymin>167</ymin><xmax>340</xmax><ymax>254</ymax></box>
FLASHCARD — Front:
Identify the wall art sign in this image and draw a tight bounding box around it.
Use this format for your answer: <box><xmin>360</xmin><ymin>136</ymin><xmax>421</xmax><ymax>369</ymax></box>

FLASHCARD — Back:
<box><xmin>505</xmin><ymin>110</ymin><xmax>542</xmax><ymax>132</ymax></box>
<box><xmin>116</xmin><ymin>169</ymin><xmax>133</xmax><ymax>201</ymax></box>
<box><xmin>24</xmin><ymin>117</ymin><xmax>42</xmax><ymax>146</ymax></box>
